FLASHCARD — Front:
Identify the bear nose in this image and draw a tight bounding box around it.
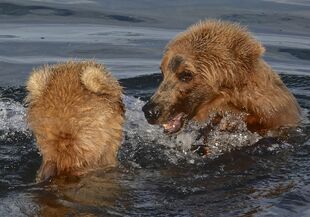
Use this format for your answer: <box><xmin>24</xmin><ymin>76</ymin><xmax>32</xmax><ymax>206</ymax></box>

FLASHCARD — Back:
<box><xmin>142</xmin><ymin>101</ymin><xmax>161</xmax><ymax>124</ymax></box>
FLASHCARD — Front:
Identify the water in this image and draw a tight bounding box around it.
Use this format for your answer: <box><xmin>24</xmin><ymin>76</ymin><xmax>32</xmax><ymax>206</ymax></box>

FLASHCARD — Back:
<box><xmin>0</xmin><ymin>0</ymin><xmax>310</xmax><ymax>216</ymax></box>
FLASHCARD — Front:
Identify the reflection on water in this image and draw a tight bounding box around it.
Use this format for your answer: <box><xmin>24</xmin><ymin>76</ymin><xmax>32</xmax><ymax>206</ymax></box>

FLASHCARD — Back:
<box><xmin>0</xmin><ymin>0</ymin><xmax>310</xmax><ymax>216</ymax></box>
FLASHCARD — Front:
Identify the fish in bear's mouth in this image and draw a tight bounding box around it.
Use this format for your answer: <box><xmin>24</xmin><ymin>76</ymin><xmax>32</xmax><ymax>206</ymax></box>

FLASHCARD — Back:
<box><xmin>162</xmin><ymin>113</ymin><xmax>187</xmax><ymax>134</ymax></box>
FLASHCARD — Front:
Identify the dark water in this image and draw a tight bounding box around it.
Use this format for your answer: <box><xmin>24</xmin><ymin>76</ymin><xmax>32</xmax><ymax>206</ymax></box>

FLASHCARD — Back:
<box><xmin>1</xmin><ymin>0</ymin><xmax>310</xmax><ymax>216</ymax></box>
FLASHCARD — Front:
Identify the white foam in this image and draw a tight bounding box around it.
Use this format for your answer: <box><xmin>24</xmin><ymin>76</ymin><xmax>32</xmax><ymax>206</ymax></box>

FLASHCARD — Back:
<box><xmin>0</xmin><ymin>95</ymin><xmax>295</xmax><ymax>160</ymax></box>
<box><xmin>123</xmin><ymin>96</ymin><xmax>262</xmax><ymax>159</ymax></box>
<box><xmin>124</xmin><ymin>95</ymin><xmax>171</xmax><ymax>145</ymax></box>
<box><xmin>0</xmin><ymin>99</ymin><xmax>28</xmax><ymax>134</ymax></box>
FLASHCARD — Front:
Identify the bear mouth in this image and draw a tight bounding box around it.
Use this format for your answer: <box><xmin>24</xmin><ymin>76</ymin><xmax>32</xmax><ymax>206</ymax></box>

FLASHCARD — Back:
<box><xmin>162</xmin><ymin>113</ymin><xmax>186</xmax><ymax>134</ymax></box>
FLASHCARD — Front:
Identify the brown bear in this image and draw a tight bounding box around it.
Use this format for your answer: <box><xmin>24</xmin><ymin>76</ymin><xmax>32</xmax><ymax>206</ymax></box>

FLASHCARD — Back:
<box><xmin>142</xmin><ymin>20</ymin><xmax>301</xmax><ymax>135</ymax></box>
<box><xmin>26</xmin><ymin>61</ymin><xmax>124</xmax><ymax>181</ymax></box>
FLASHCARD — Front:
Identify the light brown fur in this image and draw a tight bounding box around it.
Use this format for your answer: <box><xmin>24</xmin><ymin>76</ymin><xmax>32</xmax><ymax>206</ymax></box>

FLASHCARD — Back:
<box><xmin>145</xmin><ymin>20</ymin><xmax>301</xmax><ymax>133</ymax></box>
<box><xmin>26</xmin><ymin>61</ymin><xmax>124</xmax><ymax>181</ymax></box>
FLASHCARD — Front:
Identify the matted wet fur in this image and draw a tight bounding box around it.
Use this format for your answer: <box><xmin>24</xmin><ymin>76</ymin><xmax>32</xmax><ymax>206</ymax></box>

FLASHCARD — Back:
<box><xmin>26</xmin><ymin>61</ymin><xmax>124</xmax><ymax>181</ymax></box>
<box><xmin>143</xmin><ymin>20</ymin><xmax>301</xmax><ymax>135</ymax></box>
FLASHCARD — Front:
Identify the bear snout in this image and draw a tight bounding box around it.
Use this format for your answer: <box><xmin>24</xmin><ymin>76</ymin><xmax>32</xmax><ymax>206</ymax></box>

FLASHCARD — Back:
<box><xmin>142</xmin><ymin>100</ymin><xmax>162</xmax><ymax>124</ymax></box>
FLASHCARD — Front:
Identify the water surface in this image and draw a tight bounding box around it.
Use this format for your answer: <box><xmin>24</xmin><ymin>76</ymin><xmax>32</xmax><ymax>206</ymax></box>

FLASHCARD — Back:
<box><xmin>0</xmin><ymin>0</ymin><xmax>310</xmax><ymax>216</ymax></box>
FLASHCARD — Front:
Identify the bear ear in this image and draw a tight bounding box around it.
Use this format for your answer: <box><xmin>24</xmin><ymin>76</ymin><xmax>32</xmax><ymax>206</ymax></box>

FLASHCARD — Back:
<box><xmin>26</xmin><ymin>66</ymin><xmax>52</xmax><ymax>102</ymax></box>
<box><xmin>80</xmin><ymin>65</ymin><xmax>122</xmax><ymax>96</ymax></box>
<box><xmin>234</xmin><ymin>34</ymin><xmax>265</xmax><ymax>65</ymax></box>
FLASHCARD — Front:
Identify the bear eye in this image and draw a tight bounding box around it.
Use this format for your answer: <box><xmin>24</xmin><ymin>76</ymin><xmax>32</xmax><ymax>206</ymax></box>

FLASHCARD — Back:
<box><xmin>178</xmin><ymin>71</ymin><xmax>193</xmax><ymax>82</ymax></box>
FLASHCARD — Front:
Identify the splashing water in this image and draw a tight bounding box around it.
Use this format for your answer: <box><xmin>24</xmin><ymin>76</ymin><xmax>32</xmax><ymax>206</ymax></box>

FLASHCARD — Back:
<box><xmin>0</xmin><ymin>98</ymin><xmax>30</xmax><ymax>141</ymax></box>
<box><xmin>0</xmin><ymin>90</ymin><xmax>308</xmax><ymax>217</ymax></box>
<box><xmin>197</xmin><ymin>113</ymin><xmax>262</xmax><ymax>157</ymax></box>
<box><xmin>121</xmin><ymin>96</ymin><xmax>263</xmax><ymax>167</ymax></box>
<box><xmin>0</xmin><ymin>94</ymin><xmax>288</xmax><ymax>169</ymax></box>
